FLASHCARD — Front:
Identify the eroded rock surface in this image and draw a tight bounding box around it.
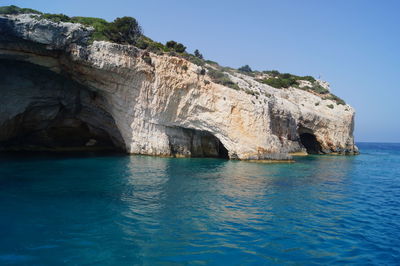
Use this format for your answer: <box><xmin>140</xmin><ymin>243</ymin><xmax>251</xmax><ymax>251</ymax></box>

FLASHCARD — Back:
<box><xmin>0</xmin><ymin>14</ymin><xmax>358</xmax><ymax>159</ymax></box>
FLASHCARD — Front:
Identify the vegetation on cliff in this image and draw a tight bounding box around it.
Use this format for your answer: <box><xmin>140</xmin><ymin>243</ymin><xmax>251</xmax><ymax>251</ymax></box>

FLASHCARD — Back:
<box><xmin>258</xmin><ymin>71</ymin><xmax>316</xmax><ymax>88</ymax></box>
<box><xmin>238</xmin><ymin>65</ymin><xmax>253</xmax><ymax>73</ymax></box>
<box><xmin>0</xmin><ymin>5</ymin><xmax>346</xmax><ymax>105</ymax></box>
<box><xmin>0</xmin><ymin>5</ymin><xmax>41</xmax><ymax>15</ymax></box>
<box><xmin>256</xmin><ymin>70</ymin><xmax>345</xmax><ymax>104</ymax></box>
<box><xmin>0</xmin><ymin>5</ymin><xmax>142</xmax><ymax>44</ymax></box>
<box><xmin>206</xmin><ymin>68</ymin><xmax>240</xmax><ymax>90</ymax></box>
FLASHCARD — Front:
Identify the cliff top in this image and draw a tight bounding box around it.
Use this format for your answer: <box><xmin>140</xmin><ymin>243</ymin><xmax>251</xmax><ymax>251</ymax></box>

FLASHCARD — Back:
<box><xmin>0</xmin><ymin>5</ymin><xmax>347</xmax><ymax>107</ymax></box>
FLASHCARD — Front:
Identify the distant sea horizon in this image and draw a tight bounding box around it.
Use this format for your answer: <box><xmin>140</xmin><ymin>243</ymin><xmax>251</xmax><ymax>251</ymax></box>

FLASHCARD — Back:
<box><xmin>357</xmin><ymin>141</ymin><xmax>400</xmax><ymax>143</ymax></box>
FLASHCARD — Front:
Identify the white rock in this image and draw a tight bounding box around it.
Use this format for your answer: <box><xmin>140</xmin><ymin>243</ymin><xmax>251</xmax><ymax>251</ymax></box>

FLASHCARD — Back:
<box><xmin>0</xmin><ymin>14</ymin><xmax>358</xmax><ymax>159</ymax></box>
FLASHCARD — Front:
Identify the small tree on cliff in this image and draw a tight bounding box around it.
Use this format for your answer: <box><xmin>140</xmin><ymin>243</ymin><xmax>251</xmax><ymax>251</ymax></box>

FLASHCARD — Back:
<box><xmin>238</xmin><ymin>65</ymin><xmax>252</xmax><ymax>72</ymax></box>
<box><xmin>194</xmin><ymin>49</ymin><xmax>203</xmax><ymax>59</ymax></box>
<box><xmin>166</xmin><ymin>40</ymin><xmax>186</xmax><ymax>53</ymax></box>
<box><xmin>104</xmin><ymin>16</ymin><xmax>142</xmax><ymax>45</ymax></box>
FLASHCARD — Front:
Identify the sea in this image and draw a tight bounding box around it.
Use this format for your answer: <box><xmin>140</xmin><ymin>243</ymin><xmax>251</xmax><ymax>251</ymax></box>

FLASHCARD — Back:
<box><xmin>0</xmin><ymin>142</ymin><xmax>399</xmax><ymax>265</ymax></box>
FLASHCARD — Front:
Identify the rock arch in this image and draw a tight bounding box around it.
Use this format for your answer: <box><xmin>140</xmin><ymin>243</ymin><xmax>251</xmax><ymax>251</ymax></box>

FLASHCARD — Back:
<box><xmin>166</xmin><ymin>126</ymin><xmax>229</xmax><ymax>159</ymax></box>
<box><xmin>298</xmin><ymin>127</ymin><xmax>323</xmax><ymax>154</ymax></box>
<box><xmin>0</xmin><ymin>59</ymin><xmax>125</xmax><ymax>152</ymax></box>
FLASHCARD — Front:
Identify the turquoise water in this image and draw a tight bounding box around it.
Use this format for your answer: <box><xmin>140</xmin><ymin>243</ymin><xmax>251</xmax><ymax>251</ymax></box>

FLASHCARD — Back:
<box><xmin>0</xmin><ymin>143</ymin><xmax>399</xmax><ymax>265</ymax></box>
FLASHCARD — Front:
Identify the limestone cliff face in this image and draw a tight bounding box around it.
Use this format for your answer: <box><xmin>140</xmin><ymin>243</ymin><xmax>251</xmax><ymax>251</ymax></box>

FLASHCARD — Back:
<box><xmin>0</xmin><ymin>14</ymin><xmax>358</xmax><ymax>159</ymax></box>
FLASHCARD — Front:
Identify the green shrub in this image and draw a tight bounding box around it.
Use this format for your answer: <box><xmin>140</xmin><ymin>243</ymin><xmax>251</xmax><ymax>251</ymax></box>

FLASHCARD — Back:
<box><xmin>0</xmin><ymin>5</ymin><xmax>41</xmax><ymax>15</ymax></box>
<box><xmin>136</xmin><ymin>36</ymin><xmax>168</xmax><ymax>53</ymax></box>
<box><xmin>190</xmin><ymin>57</ymin><xmax>205</xmax><ymax>66</ymax></box>
<box><xmin>31</xmin><ymin>13</ymin><xmax>111</xmax><ymax>42</ymax></box>
<box><xmin>260</xmin><ymin>72</ymin><xmax>299</xmax><ymax>88</ymax></box>
<box><xmin>166</xmin><ymin>40</ymin><xmax>186</xmax><ymax>53</ymax></box>
<box><xmin>207</xmin><ymin>68</ymin><xmax>226</xmax><ymax>80</ymax></box>
<box><xmin>263</xmin><ymin>70</ymin><xmax>280</xmax><ymax>76</ymax></box>
<box><xmin>280</xmin><ymin>73</ymin><xmax>295</xmax><ymax>79</ymax></box>
<box><xmin>244</xmin><ymin>88</ymin><xmax>256</xmax><ymax>95</ymax></box>
<box><xmin>325</xmin><ymin>94</ymin><xmax>346</xmax><ymax>105</ymax></box>
<box><xmin>261</xmin><ymin>76</ymin><xmax>298</xmax><ymax>88</ymax></box>
<box><xmin>175</xmin><ymin>44</ymin><xmax>186</xmax><ymax>53</ymax></box>
<box><xmin>238</xmin><ymin>65</ymin><xmax>252</xmax><ymax>72</ymax></box>
<box><xmin>308</xmin><ymin>84</ymin><xmax>329</xmax><ymax>94</ymax></box>
<box><xmin>70</xmin><ymin>16</ymin><xmax>109</xmax><ymax>41</ymax></box>
<box><xmin>182</xmin><ymin>54</ymin><xmax>205</xmax><ymax>66</ymax></box>
<box><xmin>15</xmin><ymin>7</ymin><xmax>144</xmax><ymax>46</ymax></box>
<box><xmin>327</xmin><ymin>104</ymin><xmax>334</xmax><ymax>109</ymax></box>
<box><xmin>207</xmin><ymin>68</ymin><xmax>239</xmax><ymax>90</ymax></box>
<box><xmin>71</xmin><ymin>16</ymin><xmax>108</xmax><ymax>27</ymax></box>
<box><xmin>259</xmin><ymin>71</ymin><xmax>320</xmax><ymax>90</ymax></box>
<box><xmin>205</xmin><ymin>60</ymin><xmax>218</xmax><ymax>65</ymax></box>
<box><xmin>39</xmin><ymin>15</ymin><xmax>144</xmax><ymax>45</ymax></box>
<box><xmin>229</xmin><ymin>83</ymin><xmax>241</xmax><ymax>90</ymax></box>
<box><xmin>135</xmin><ymin>36</ymin><xmax>149</xmax><ymax>49</ymax></box>
<box><xmin>103</xmin><ymin>16</ymin><xmax>142</xmax><ymax>45</ymax></box>
<box><xmin>262</xmin><ymin>70</ymin><xmax>316</xmax><ymax>83</ymax></box>
<box><xmin>194</xmin><ymin>49</ymin><xmax>203</xmax><ymax>59</ymax></box>
<box><xmin>40</xmin><ymin>13</ymin><xmax>71</xmax><ymax>23</ymax></box>
<box><xmin>299</xmin><ymin>75</ymin><xmax>316</xmax><ymax>82</ymax></box>
<box><xmin>165</xmin><ymin>41</ymin><xmax>176</xmax><ymax>48</ymax></box>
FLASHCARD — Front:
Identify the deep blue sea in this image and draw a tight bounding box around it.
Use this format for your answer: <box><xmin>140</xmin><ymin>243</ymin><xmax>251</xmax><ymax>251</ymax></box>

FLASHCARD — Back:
<box><xmin>0</xmin><ymin>142</ymin><xmax>399</xmax><ymax>265</ymax></box>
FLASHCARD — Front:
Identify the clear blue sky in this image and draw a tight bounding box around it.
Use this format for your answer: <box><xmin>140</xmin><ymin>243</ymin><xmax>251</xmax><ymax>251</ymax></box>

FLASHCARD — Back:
<box><xmin>3</xmin><ymin>0</ymin><xmax>400</xmax><ymax>142</ymax></box>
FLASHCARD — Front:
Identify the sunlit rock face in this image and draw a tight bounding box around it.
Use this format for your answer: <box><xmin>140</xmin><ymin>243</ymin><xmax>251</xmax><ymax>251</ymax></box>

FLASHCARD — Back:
<box><xmin>0</xmin><ymin>14</ymin><xmax>358</xmax><ymax>159</ymax></box>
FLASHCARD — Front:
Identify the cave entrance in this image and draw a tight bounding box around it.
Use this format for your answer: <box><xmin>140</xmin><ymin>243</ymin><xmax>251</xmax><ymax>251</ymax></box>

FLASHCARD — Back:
<box><xmin>299</xmin><ymin>133</ymin><xmax>322</xmax><ymax>154</ymax></box>
<box><xmin>167</xmin><ymin>127</ymin><xmax>229</xmax><ymax>159</ymax></box>
<box><xmin>0</xmin><ymin>59</ymin><xmax>125</xmax><ymax>153</ymax></box>
<box><xmin>0</xmin><ymin>116</ymin><xmax>124</xmax><ymax>152</ymax></box>
<box><xmin>216</xmin><ymin>139</ymin><xmax>229</xmax><ymax>159</ymax></box>
<box><xmin>193</xmin><ymin>131</ymin><xmax>229</xmax><ymax>159</ymax></box>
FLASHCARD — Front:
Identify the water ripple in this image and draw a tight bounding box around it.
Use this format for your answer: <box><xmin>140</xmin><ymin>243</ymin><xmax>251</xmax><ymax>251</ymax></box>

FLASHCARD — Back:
<box><xmin>0</xmin><ymin>144</ymin><xmax>399</xmax><ymax>264</ymax></box>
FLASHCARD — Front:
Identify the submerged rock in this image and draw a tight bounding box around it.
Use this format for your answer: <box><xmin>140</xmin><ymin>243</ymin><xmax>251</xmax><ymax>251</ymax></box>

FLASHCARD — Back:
<box><xmin>0</xmin><ymin>14</ymin><xmax>358</xmax><ymax>160</ymax></box>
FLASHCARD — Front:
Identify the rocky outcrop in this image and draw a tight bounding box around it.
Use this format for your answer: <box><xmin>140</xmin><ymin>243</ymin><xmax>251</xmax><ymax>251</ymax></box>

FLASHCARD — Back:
<box><xmin>0</xmin><ymin>14</ymin><xmax>358</xmax><ymax>159</ymax></box>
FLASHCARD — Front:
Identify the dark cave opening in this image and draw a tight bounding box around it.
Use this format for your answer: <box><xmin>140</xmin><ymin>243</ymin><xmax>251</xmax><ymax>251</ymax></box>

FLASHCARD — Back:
<box><xmin>196</xmin><ymin>134</ymin><xmax>229</xmax><ymax>159</ymax></box>
<box><xmin>0</xmin><ymin>116</ymin><xmax>123</xmax><ymax>152</ymax></box>
<box><xmin>299</xmin><ymin>133</ymin><xmax>323</xmax><ymax>154</ymax></box>
<box><xmin>167</xmin><ymin>127</ymin><xmax>230</xmax><ymax>159</ymax></box>
<box><xmin>0</xmin><ymin>59</ymin><xmax>125</xmax><ymax>153</ymax></box>
<box><xmin>217</xmin><ymin>140</ymin><xmax>229</xmax><ymax>159</ymax></box>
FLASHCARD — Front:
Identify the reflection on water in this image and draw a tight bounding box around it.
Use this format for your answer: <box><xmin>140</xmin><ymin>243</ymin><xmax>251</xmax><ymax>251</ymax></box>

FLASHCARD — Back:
<box><xmin>0</xmin><ymin>144</ymin><xmax>399</xmax><ymax>264</ymax></box>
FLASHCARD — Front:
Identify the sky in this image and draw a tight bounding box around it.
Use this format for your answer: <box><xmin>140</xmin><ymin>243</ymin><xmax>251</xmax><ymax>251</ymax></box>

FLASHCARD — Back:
<box><xmin>2</xmin><ymin>0</ymin><xmax>400</xmax><ymax>142</ymax></box>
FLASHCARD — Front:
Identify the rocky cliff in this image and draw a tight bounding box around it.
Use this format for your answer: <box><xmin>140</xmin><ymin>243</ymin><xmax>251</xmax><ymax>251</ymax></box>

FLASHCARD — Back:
<box><xmin>0</xmin><ymin>13</ymin><xmax>358</xmax><ymax>160</ymax></box>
